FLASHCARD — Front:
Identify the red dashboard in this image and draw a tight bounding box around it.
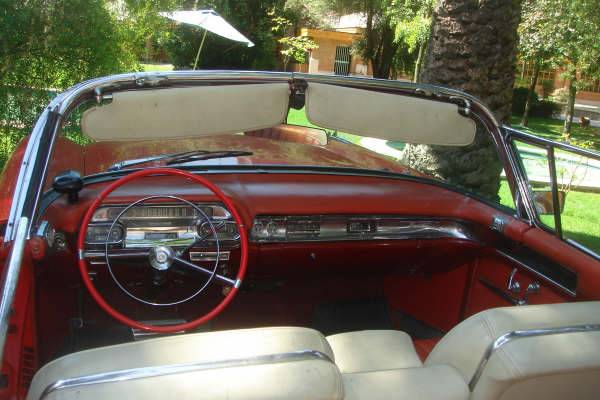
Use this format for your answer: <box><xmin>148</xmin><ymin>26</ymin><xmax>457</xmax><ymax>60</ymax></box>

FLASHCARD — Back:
<box><xmin>34</xmin><ymin>170</ymin><xmax>600</xmax><ymax>302</ymax></box>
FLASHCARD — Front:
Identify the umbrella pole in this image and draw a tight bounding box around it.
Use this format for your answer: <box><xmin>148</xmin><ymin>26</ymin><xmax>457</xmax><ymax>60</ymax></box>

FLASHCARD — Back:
<box><xmin>193</xmin><ymin>28</ymin><xmax>208</xmax><ymax>70</ymax></box>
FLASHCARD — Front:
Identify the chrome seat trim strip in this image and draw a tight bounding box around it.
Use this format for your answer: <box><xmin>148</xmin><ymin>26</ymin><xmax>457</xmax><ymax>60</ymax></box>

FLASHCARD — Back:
<box><xmin>468</xmin><ymin>323</ymin><xmax>600</xmax><ymax>390</ymax></box>
<box><xmin>39</xmin><ymin>349</ymin><xmax>332</xmax><ymax>400</ymax></box>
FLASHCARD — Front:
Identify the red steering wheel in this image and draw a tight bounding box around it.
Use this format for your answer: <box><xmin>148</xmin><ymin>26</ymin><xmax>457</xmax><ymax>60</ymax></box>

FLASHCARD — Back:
<box><xmin>77</xmin><ymin>168</ymin><xmax>248</xmax><ymax>333</ymax></box>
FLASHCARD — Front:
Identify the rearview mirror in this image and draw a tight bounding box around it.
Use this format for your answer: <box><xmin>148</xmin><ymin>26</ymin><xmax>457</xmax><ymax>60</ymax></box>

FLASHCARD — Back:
<box><xmin>53</xmin><ymin>170</ymin><xmax>83</xmax><ymax>203</ymax></box>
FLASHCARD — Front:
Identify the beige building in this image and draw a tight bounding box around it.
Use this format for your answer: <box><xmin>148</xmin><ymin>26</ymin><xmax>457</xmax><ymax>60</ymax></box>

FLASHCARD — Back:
<box><xmin>292</xmin><ymin>14</ymin><xmax>373</xmax><ymax>77</ymax></box>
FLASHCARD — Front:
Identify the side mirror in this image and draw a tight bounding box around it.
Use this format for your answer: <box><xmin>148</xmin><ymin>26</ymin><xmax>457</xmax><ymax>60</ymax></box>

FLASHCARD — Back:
<box><xmin>532</xmin><ymin>190</ymin><xmax>566</xmax><ymax>215</ymax></box>
<box><xmin>53</xmin><ymin>170</ymin><xmax>83</xmax><ymax>203</ymax></box>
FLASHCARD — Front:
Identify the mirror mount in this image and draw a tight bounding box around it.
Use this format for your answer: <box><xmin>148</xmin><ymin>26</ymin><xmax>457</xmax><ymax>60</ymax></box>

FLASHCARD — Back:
<box><xmin>52</xmin><ymin>170</ymin><xmax>83</xmax><ymax>203</ymax></box>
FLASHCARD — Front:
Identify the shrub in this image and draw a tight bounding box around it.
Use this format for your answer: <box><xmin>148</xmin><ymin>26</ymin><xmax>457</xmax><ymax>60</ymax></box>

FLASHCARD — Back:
<box><xmin>531</xmin><ymin>100</ymin><xmax>562</xmax><ymax>118</ymax></box>
<box><xmin>512</xmin><ymin>87</ymin><xmax>539</xmax><ymax>114</ymax></box>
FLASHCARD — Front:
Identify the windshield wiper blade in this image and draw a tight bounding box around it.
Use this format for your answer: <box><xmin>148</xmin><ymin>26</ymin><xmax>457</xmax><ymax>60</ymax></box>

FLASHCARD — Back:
<box><xmin>107</xmin><ymin>150</ymin><xmax>253</xmax><ymax>171</ymax></box>
<box><xmin>165</xmin><ymin>150</ymin><xmax>253</xmax><ymax>166</ymax></box>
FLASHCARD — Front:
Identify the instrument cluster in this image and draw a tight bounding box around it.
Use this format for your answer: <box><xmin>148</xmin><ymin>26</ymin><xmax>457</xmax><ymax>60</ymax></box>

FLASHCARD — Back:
<box><xmin>84</xmin><ymin>203</ymin><xmax>239</xmax><ymax>251</ymax></box>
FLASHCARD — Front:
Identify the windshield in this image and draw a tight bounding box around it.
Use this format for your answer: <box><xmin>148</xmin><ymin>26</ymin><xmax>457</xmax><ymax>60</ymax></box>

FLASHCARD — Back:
<box><xmin>45</xmin><ymin>93</ymin><xmax>514</xmax><ymax>209</ymax></box>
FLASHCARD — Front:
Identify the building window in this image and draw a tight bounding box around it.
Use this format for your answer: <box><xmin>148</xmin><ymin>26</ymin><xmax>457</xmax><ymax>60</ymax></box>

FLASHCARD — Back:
<box><xmin>334</xmin><ymin>46</ymin><xmax>351</xmax><ymax>76</ymax></box>
<box><xmin>517</xmin><ymin>62</ymin><xmax>555</xmax><ymax>82</ymax></box>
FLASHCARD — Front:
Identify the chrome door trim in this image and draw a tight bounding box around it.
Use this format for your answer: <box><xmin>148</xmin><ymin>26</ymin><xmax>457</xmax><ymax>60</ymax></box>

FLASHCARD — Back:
<box><xmin>4</xmin><ymin>109</ymin><xmax>50</xmax><ymax>241</ymax></box>
<box><xmin>495</xmin><ymin>249</ymin><xmax>577</xmax><ymax>297</ymax></box>
<box><xmin>0</xmin><ymin>217</ymin><xmax>29</xmax><ymax>366</ymax></box>
<box><xmin>468</xmin><ymin>323</ymin><xmax>600</xmax><ymax>390</ymax></box>
<box><xmin>39</xmin><ymin>349</ymin><xmax>333</xmax><ymax>400</ymax></box>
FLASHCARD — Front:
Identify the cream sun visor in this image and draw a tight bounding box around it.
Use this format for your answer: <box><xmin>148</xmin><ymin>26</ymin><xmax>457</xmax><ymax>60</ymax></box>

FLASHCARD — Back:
<box><xmin>305</xmin><ymin>83</ymin><xmax>476</xmax><ymax>146</ymax></box>
<box><xmin>82</xmin><ymin>83</ymin><xmax>290</xmax><ymax>141</ymax></box>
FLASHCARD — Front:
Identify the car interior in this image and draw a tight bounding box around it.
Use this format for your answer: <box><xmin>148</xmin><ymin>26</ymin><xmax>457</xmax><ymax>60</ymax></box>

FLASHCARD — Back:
<box><xmin>2</xmin><ymin>77</ymin><xmax>599</xmax><ymax>400</ymax></box>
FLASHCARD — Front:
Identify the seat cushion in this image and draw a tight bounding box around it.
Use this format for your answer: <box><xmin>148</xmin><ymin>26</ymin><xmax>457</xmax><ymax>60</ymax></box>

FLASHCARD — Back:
<box><xmin>326</xmin><ymin>330</ymin><xmax>422</xmax><ymax>373</ymax></box>
<box><xmin>342</xmin><ymin>365</ymin><xmax>469</xmax><ymax>400</ymax></box>
<box><xmin>27</xmin><ymin>327</ymin><xmax>342</xmax><ymax>400</ymax></box>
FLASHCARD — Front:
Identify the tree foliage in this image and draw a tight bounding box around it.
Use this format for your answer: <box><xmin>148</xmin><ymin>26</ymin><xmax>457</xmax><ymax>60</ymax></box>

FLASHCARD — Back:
<box><xmin>163</xmin><ymin>0</ymin><xmax>286</xmax><ymax>70</ymax></box>
<box><xmin>391</xmin><ymin>0</ymin><xmax>433</xmax><ymax>81</ymax></box>
<box><xmin>279</xmin><ymin>37</ymin><xmax>319</xmax><ymax>69</ymax></box>
<box><xmin>284</xmin><ymin>0</ymin><xmax>432</xmax><ymax>78</ymax></box>
<box><xmin>0</xmin><ymin>0</ymin><xmax>140</xmax><ymax>166</ymax></box>
<box><xmin>519</xmin><ymin>0</ymin><xmax>600</xmax><ymax>135</ymax></box>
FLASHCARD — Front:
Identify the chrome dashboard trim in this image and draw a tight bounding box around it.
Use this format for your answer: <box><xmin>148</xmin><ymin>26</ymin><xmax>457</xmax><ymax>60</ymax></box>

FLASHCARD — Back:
<box><xmin>190</xmin><ymin>251</ymin><xmax>230</xmax><ymax>262</ymax></box>
<box><xmin>250</xmin><ymin>216</ymin><xmax>475</xmax><ymax>243</ymax></box>
<box><xmin>468</xmin><ymin>323</ymin><xmax>600</xmax><ymax>390</ymax></box>
<box><xmin>39</xmin><ymin>349</ymin><xmax>332</xmax><ymax>400</ymax></box>
<box><xmin>90</xmin><ymin>203</ymin><xmax>232</xmax><ymax>222</ymax></box>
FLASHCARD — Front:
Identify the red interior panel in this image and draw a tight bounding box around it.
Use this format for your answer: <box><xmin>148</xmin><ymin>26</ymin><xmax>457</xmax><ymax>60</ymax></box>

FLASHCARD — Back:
<box><xmin>464</xmin><ymin>254</ymin><xmax>570</xmax><ymax>318</ymax></box>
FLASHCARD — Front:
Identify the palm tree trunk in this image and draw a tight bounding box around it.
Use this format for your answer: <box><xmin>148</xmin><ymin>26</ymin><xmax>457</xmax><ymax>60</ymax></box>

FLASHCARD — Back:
<box><xmin>521</xmin><ymin>59</ymin><xmax>540</xmax><ymax>126</ymax></box>
<box><xmin>402</xmin><ymin>0</ymin><xmax>522</xmax><ymax>200</ymax></box>
<box><xmin>563</xmin><ymin>76</ymin><xmax>577</xmax><ymax>138</ymax></box>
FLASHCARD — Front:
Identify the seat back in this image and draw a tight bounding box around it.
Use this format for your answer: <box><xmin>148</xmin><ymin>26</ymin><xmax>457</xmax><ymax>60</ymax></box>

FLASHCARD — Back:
<box><xmin>245</xmin><ymin>124</ymin><xmax>328</xmax><ymax>146</ymax></box>
<box><xmin>27</xmin><ymin>327</ymin><xmax>343</xmax><ymax>400</ymax></box>
<box><xmin>471</xmin><ymin>329</ymin><xmax>600</xmax><ymax>399</ymax></box>
<box><xmin>425</xmin><ymin>302</ymin><xmax>600</xmax><ymax>400</ymax></box>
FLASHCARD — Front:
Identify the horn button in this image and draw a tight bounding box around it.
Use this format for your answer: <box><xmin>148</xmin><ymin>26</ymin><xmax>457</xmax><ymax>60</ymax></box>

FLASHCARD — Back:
<box><xmin>149</xmin><ymin>246</ymin><xmax>175</xmax><ymax>271</ymax></box>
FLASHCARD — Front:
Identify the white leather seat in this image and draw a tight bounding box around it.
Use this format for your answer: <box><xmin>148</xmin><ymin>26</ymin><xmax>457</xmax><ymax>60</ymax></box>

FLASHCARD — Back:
<box><xmin>27</xmin><ymin>327</ymin><xmax>344</xmax><ymax>400</ymax></box>
<box><xmin>28</xmin><ymin>302</ymin><xmax>600</xmax><ymax>400</ymax></box>
<box><xmin>424</xmin><ymin>301</ymin><xmax>600</xmax><ymax>383</ymax></box>
<box><xmin>327</xmin><ymin>330</ymin><xmax>422</xmax><ymax>373</ymax></box>
<box><xmin>328</xmin><ymin>301</ymin><xmax>600</xmax><ymax>400</ymax></box>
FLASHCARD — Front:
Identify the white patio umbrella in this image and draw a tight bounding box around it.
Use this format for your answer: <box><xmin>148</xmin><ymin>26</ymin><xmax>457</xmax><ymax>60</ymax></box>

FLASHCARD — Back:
<box><xmin>160</xmin><ymin>10</ymin><xmax>255</xmax><ymax>70</ymax></box>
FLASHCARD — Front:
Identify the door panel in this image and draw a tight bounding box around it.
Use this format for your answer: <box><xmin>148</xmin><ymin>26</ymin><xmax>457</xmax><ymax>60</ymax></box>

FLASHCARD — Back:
<box><xmin>465</xmin><ymin>254</ymin><xmax>570</xmax><ymax>318</ymax></box>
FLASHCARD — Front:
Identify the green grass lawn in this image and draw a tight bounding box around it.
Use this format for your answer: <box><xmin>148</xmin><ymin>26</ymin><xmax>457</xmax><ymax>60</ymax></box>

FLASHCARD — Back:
<box><xmin>511</xmin><ymin>114</ymin><xmax>600</xmax><ymax>150</ymax></box>
<box><xmin>500</xmin><ymin>180</ymin><xmax>600</xmax><ymax>254</ymax></box>
<box><xmin>538</xmin><ymin>189</ymin><xmax>600</xmax><ymax>255</ymax></box>
<box><xmin>287</xmin><ymin>108</ymin><xmax>363</xmax><ymax>145</ymax></box>
<box><xmin>141</xmin><ymin>63</ymin><xmax>174</xmax><ymax>72</ymax></box>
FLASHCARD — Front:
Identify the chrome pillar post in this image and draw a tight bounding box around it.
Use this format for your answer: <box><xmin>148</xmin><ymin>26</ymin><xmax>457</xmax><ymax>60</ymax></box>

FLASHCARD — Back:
<box><xmin>0</xmin><ymin>217</ymin><xmax>29</xmax><ymax>366</ymax></box>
